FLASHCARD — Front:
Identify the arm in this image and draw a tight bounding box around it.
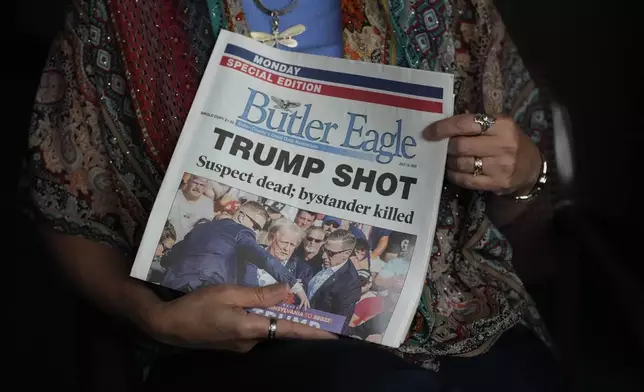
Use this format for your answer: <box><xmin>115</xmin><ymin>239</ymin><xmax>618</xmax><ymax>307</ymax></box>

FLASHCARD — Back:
<box><xmin>260</xmin><ymin>256</ymin><xmax>297</xmax><ymax>287</ymax></box>
<box><xmin>43</xmin><ymin>226</ymin><xmax>336</xmax><ymax>351</ymax></box>
<box><xmin>335</xmin><ymin>275</ymin><xmax>363</xmax><ymax>333</ymax></box>
<box><xmin>485</xmin><ymin>60</ymin><xmax>551</xmax><ymax>228</ymax></box>
<box><xmin>237</xmin><ymin>242</ymin><xmax>310</xmax><ymax>308</ymax></box>
<box><xmin>360</xmin><ymin>275</ymin><xmax>373</xmax><ymax>294</ymax></box>
<box><xmin>41</xmin><ymin>228</ymin><xmax>164</xmax><ymax>337</ymax></box>
<box><xmin>26</xmin><ymin>2</ymin><xmax>333</xmax><ymax>352</ymax></box>
<box><xmin>298</xmin><ymin>263</ymin><xmax>314</xmax><ymax>293</ymax></box>
<box><xmin>485</xmin><ymin>170</ymin><xmax>541</xmax><ymax>227</ymax></box>
<box><xmin>370</xmin><ymin>235</ymin><xmax>389</xmax><ymax>260</ymax></box>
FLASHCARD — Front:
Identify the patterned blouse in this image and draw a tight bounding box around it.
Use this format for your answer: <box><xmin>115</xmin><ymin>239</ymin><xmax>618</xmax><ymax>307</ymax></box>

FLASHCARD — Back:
<box><xmin>25</xmin><ymin>0</ymin><xmax>552</xmax><ymax>370</ymax></box>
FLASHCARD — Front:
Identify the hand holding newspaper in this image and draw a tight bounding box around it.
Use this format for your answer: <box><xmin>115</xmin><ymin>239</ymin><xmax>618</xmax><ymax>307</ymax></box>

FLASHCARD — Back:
<box><xmin>131</xmin><ymin>30</ymin><xmax>454</xmax><ymax>348</ymax></box>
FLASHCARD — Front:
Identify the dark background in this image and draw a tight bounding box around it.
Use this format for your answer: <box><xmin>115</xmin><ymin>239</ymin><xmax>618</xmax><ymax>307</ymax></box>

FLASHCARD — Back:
<box><xmin>7</xmin><ymin>1</ymin><xmax>641</xmax><ymax>391</ymax></box>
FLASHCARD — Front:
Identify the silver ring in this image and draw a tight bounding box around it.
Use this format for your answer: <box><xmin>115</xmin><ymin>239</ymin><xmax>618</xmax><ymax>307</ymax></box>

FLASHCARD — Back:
<box><xmin>474</xmin><ymin>113</ymin><xmax>496</xmax><ymax>134</ymax></box>
<box><xmin>267</xmin><ymin>317</ymin><xmax>277</xmax><ymax>339</ymax></box>
<box><xmin>473</xmin><ymin>157</ymin><xmax>483</xmax><ymax>176</ymax></box>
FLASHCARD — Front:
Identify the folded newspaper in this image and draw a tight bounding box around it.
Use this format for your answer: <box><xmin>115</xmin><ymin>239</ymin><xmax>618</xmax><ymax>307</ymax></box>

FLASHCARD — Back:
<box><xmin>131</xmin><ymin>30</ymin><xmax>454</xmax><ymax>348</ymax></box>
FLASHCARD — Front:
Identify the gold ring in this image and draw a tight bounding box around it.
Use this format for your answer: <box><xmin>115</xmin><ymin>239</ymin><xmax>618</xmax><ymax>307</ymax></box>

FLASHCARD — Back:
<box><xmin>473</xmin><ymin>157</ymin><xmax>483</xmax><ymax>176</ymax></box>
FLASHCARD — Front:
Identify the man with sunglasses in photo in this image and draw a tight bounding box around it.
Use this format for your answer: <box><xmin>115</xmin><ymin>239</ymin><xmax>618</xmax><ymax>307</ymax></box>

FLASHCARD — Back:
<box><xmin>160</xmin><ymin>201</ymin><xmax>308</xmax><ymax>308</ymax></box>
<box><xmin>297</xmin><ymin>226</ymin><xmax>326</xmax><ymax>274</ymax></box>
<box><xmin>307</xmin><ymin>229</ymin><xmax>362</xmax><ymax>334</ymax></box>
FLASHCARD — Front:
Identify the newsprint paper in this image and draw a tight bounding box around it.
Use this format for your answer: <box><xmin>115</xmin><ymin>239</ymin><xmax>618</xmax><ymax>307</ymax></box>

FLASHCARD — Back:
<box><xmin>131</xmin><ymin>30</ymin><xmax>454</xmax><ymax>348</ymax></box>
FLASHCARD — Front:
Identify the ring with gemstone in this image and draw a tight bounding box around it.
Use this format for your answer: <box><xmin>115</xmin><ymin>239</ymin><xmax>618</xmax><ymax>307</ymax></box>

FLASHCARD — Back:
<box><xmin>474</xmin><ymin>113</ymin><xmax>496</xmax><ymax>134</ymax></box>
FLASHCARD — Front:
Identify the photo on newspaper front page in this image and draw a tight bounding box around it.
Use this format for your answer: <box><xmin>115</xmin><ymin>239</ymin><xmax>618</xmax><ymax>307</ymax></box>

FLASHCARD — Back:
<box><xmin>130</xmin><ymin>30</ymin><xmax>454</xmax><ymax>348</ymax></box>
<box><xmin>146</xmin><ymin>173</ymin><xmax>417</xmax><ymax>344</ymax></box>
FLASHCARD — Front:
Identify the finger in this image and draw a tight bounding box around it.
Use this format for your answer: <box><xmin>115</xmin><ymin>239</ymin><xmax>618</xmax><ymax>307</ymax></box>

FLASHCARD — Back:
<box><xmin>446</xmin><ymin>170</ymin><xmax>499</xmax><ymax>192</ymax></box>
<box><xmin>447</xmin><ymin>136</ymin><xmax>503</xmax><ymax>157</ymax></box>
<box><xmin>235</xmin><ymin>340</ymin><xmax>259</xmax><ymax>353</ymax></box>
<box><xmin>217</xmin><ymin>339</ymin><xmax>259</xmax><ymax>353</ymax></box>
<box><xmin>225</xmin><ymin>283</ymin><xmax>290</xmax><ymax>308</ymax></box>
<box><xmin>243</xmin><ymin>313</ymin><xmax>337</xmax><ymax>341</ymax></box>
<box><xmin>274</xmin><ymin>318</ymin><xmax>337</xmax><ymax>340</ymax></box>
<box><xmin>446</xmin><ymin>156</ymin><xmax>500</xmax><ymax>176</ymax></box>
<box><xmin>424</xmin><ymin>114</ymin><xmax>500</xmax><ymax>140</ymax></box>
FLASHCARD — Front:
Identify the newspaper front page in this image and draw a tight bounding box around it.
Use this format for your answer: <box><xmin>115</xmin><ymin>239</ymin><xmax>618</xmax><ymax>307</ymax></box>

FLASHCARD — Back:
<box><xmin>131</xmin><ymin>30</ymin><xmax>454</xmax><ymax>348</ymax></box>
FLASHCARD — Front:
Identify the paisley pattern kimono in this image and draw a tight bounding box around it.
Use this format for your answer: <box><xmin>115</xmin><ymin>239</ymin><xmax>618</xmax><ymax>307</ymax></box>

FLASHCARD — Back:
<box><xmin>25</xmin><ymin>0</ymin><xmax>553</xmax><ymax>372</ymax></box>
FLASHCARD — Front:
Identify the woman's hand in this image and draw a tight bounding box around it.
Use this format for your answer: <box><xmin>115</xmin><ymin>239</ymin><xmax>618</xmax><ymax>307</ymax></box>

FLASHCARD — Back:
<box><xmin>423</xmin><ymin>113</ymin><xmax>541</xmax><ymax>195</ymax></box>
<box><xmin>150</xmin><ymin>283</ymin><xmax>336</xmax><ymax>353</ymax></box>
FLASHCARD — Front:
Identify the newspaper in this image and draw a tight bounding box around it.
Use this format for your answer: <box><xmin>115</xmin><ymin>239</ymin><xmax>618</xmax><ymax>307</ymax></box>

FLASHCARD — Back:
<box><xmin>130</xmin><ymin>30</ymin><xmax>454</xmax><ymax>348</ymax></box>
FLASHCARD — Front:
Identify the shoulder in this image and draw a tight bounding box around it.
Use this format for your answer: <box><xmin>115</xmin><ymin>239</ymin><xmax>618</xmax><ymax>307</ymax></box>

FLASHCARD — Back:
<box><xmin>342</xmin><ymin>261</ymin><xmax>360</xmax><ymax>279</ymax></box>
<box><xmin>230</xmin><ymin>221</ymin><xmax>255</xmax><ymax>240</ymax></box>
<box><xmin>216</xmin><ymin>218</ymin><xmax>240</xmax><ymax>230</ymax></box>
<box><xmin>342</xmin><ymin>264</ymin><xmax>362</xmax><ymax>293</ymax></box>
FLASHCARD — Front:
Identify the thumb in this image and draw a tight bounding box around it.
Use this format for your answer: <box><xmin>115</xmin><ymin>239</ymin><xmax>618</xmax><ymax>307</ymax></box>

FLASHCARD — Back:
<box><xmin>225</xmin><ymin>283</ymin><xmax>290</xmax><ymax>308</ymax></box>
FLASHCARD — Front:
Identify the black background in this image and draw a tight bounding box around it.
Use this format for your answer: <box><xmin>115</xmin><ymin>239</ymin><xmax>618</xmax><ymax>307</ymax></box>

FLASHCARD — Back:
<box><xmin>6</xmin><ymin>1</ymin><xmax>641</xmax><ymax>390</ymax></box>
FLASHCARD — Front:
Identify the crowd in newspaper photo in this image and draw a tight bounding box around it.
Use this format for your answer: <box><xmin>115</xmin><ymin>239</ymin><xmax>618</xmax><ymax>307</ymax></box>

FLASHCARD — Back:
<box><xmin>146</xmin><ymin>172</ymin><xmax>416</xmax><ymax>344</ymax></box>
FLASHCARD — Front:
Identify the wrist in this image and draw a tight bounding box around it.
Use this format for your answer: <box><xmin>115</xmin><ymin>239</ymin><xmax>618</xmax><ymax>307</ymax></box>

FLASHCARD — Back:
<box><xmin>290</xmin><ymin>282</ymin><xmax>304</xmax><ymax>295</ymax></box>
<box><xmin>514</xmin><ymin>167</ymin><xmax>540</xmax><ymax>197</ymax></box>
<box><xmin>508</xmin><ymin>152</ymin><xmax>548</xmax><ymax>201</ymax></box>
<box><xmin>508</xmin><ymin>148</ymin><xmax>543</xmax><ymax>196</ymax></box>
<box><xmin>141</xmin><ymin>300</ymin><xmax>172</xmax><ymax>341</ymax></box>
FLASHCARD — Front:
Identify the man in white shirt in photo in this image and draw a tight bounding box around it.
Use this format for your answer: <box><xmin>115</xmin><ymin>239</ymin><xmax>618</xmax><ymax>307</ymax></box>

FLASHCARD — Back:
<box><xmin>167</xmin><ymin>175</ymin><xmax>215</xmax><ymax>242</ymax></box>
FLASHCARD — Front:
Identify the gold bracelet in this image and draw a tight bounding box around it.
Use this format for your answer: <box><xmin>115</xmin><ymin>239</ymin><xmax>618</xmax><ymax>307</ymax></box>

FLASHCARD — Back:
<box><xmin>508</xmin><ymin>153</ymin><xmax>548</xmax><ymax>202</ymax></box>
